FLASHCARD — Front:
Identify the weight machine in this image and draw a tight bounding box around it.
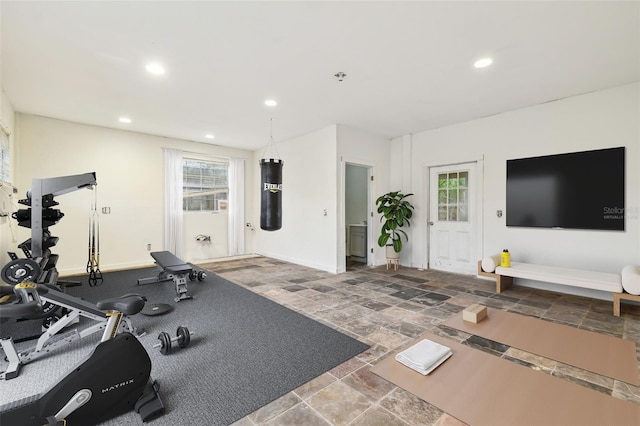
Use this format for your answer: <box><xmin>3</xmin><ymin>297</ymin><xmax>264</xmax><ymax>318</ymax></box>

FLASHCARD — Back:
<box><xmin>3</xmin><ymin>172</ymin><xmax>98</xmax><ymax>287</ymax></box>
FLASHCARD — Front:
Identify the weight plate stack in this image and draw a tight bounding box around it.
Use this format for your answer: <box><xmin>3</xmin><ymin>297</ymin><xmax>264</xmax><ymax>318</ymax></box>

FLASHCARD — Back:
<box><xmin>1</xmin><ymin>259</ymin><xmax>41</xmax><ymax>285</ymax></box>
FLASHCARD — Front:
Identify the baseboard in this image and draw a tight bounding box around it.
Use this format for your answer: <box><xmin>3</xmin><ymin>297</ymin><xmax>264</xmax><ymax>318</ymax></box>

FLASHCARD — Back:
<box><xmin>56</xmin><ymin>254</ymin><xmax>262</xmax><ymax>277</ymax></box>
<box><xmin>191</xmin><ymin>254</ymin><xmax>260</xmax><ymax>264</ymax></box>
<box><xmin>256</xmin><ymin>251</ymin><xmax>339</xmax><ymax>274</ymax></box>
<box><xmin>59</xmin><ymin>261</ymin><xmax>157</xmax><ymax>277</ymax></box>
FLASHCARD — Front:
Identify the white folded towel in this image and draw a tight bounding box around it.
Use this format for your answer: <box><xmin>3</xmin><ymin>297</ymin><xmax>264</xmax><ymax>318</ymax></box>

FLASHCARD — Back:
<box><xmin>395</xmin><ymin>339</ymin><xmax>453</xmax><ymax>375</ymax></box>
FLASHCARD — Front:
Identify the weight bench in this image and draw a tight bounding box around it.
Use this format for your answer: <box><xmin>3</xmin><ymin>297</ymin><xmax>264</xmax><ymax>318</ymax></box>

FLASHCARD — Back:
<box><xmin>137</xmin><ymin>251</ymin><xmax>206</xmax><ymax>302</ymax></box>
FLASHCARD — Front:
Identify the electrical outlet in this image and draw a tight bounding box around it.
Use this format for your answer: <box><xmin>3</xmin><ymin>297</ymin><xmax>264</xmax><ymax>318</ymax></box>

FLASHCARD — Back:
<box><xmin>147</xmin><ymin>244</ymin><xmax>151</xmax><ymax>251</ymax></box>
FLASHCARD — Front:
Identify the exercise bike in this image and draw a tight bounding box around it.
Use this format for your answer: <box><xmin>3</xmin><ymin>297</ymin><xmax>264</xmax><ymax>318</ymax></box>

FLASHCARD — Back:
<box><xmin>0</xmin><ymin>279</ymin><xmax>139</xmax><ymax>380</ymax></box>
<box><xmin>0</xmin><ymin>282</ymin><xmax>164</xmax><ymax>425</ymax></box>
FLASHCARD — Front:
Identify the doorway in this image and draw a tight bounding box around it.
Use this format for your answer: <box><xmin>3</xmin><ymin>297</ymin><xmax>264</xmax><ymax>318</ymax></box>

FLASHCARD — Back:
<box><xmin>427</xmin><ymin>161</ymin><xmax>479</xmax><ymax>274</ymax></box>
<box><xmin>345</xmin><ymin>164</ymin><xmax>371</xmax><ymax>268</ymax></box>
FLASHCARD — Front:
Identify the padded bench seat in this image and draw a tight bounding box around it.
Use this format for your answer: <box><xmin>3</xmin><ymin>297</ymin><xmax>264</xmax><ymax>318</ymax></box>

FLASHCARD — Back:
<box><xmin>150</xmin><ymin>251</ymin><xmax>192</xmax><ymax>273</ymax></box>
<box><xmin>495</xmin><ymin>262</ymin><xmax>622</xmax><ymax>293</ymax></box>
<box><xmin>138</xmin><ymin>251</ymin><xmax>200</xmax><ymax>302</ymax></box>
<box><xmin>477</xmin><ymin>261</ymin><xmax>630</xmax><ymax>316</ymax></box>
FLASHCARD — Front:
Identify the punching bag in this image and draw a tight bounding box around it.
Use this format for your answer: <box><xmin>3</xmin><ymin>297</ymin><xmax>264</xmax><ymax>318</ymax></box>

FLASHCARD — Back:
<box><xmin>260</xmin><ymin>158</ymin><xmax>283</xmax><ymax>231</ymax></box>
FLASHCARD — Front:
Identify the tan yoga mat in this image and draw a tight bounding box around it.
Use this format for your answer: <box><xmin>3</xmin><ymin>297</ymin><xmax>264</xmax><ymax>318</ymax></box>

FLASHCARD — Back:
<box><xmin>443</xmin><ymin>308</ymin><xmax>640</xmax><ymax>385</ymax></box>
<box><xmin>371</xmin><ymin>333</ymin><xmax>640</xmax><ymax>426</ymax></box>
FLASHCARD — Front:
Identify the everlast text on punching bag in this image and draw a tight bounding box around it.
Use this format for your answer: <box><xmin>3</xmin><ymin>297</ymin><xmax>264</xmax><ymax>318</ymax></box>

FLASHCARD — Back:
<box><xmin>260</xmin><ymin>158</ymin><xmax>283</xmax><ymax>231</ymax></box>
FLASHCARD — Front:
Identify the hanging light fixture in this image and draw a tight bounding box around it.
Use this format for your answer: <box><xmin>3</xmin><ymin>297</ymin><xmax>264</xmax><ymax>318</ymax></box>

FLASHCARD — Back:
<box><xmin>334</xmin><ymin>72</ymin><xmax>347</xmax><ymax>82</ymax></box>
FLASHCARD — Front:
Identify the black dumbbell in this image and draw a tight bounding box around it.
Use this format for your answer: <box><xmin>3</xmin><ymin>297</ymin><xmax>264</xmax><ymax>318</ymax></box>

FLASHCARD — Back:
<box><xmin>188</xmin><ymin>270</ymin><xmax>207</xmax><ymax>281</ymax></box>
<box><xmin>154</xmin><ymin>326</ymin><xmax>193</xmax><ymax>355</ymax></box>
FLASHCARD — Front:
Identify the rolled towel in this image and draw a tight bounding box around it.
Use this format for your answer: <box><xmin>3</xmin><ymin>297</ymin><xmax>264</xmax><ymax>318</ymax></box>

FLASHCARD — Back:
<box><xmin>481</xmin><ymin>255</ymin><xmax>500</xmax><ymax>273</ymax></box>
<box><xmin>395</xmin><ymin>339</ymin><xmax>452</xmax><ymax>375</ymax></box>
<box><xmin>621</xmin><ymin>265</ymin><xmax>640</xmax><ymax>296</ymax></box>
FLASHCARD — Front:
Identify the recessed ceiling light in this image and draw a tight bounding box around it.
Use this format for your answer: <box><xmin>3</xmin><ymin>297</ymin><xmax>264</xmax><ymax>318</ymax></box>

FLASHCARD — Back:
<box><xmin>145</xmin><ymin>62</ymin><xmax>165</xmax><ymax>75</ymax></box>
<box><xmin>264</xmin><ymin>99</ymin><xmax>277</xmax><ymax>107</ymax></box>
<box><xmin>474</xmin><ymin>57</ymin><xmax>493</xmax><ymax>68</ymax></box>
<box><xmin>119</xmin><ymin>117</ymin><xmax>132</xmax><ymax>123</ymax></box>
<box><xmin>205</xmin><ymin>134</ymin><xmax>215</xmax><ymax>139</ymax></box>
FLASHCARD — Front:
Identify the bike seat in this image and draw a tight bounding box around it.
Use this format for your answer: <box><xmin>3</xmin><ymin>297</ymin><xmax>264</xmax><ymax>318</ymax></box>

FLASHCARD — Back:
<box><xmin>96</xmin><ymin>293</ymin><xmax>147</xmax><ymax>315</ymax></box>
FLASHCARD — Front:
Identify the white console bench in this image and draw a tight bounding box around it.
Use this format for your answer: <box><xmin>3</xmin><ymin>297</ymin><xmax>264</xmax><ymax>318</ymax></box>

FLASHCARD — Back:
<box><xmin>477</xmin><ymin>261</ymin><xmax>635</xmax><ymax>316</ymax></box>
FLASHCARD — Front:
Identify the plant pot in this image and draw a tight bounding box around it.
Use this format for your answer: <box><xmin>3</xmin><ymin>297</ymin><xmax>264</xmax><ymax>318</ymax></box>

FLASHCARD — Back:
<box><xmin>385</xmin><ymin>245</ymin><xmax>400</xmax><ymax>260</ymax></box>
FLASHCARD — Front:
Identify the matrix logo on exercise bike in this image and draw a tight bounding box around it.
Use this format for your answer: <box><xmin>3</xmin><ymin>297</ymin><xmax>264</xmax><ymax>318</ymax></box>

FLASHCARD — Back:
<box><xmin>263</xmin><ymin>183</ymin><xmax>282</xmax><ymax>193</ymax></box>
<box><xmin>102</xmin><ymin>378</ymin><xmax>135</xmax><ymax>394</ymax></box>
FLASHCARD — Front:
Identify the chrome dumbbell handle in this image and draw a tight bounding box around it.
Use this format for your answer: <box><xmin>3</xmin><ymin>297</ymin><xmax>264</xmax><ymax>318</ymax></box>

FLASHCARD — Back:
<box><xmin>153</xmin><ymin>326</ymin><xmax>194</xmax><ymax>354</ymax></box>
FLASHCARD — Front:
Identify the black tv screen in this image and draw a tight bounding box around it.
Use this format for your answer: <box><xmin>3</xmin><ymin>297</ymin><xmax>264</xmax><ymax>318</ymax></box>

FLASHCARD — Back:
<box><xmin>506</xmin><ymin>147</ymin><xmax>625</xmax><ymax>230</ymax></box>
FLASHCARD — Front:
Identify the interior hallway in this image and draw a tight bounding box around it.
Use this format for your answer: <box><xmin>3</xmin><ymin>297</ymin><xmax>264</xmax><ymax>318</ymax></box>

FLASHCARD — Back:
<box><xmin>200</xmin><ymin>256</ymin><xmax>640</xmax><ymax>426</ymax></box>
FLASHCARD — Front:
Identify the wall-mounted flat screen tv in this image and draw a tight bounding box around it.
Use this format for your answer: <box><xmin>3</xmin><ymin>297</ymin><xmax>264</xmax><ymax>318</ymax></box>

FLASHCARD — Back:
<box><xmin>506</xmin><ymin>147</ymin><xmax>625</xmax><ymax>231</ymax></box>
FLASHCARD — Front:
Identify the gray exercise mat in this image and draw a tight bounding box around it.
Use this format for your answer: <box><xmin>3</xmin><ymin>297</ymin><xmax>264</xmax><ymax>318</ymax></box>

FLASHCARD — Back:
<box><xmin>0</xmin><ymin>266</ymin><xmax>368</xmax><ymax>426</ymax></box>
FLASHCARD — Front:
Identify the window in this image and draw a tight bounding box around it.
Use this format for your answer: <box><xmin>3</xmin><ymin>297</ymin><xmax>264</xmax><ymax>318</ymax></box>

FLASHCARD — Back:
<box><xmin>437</xmin><ymin>171</ymin><xmax>469</xmax><ymax>222</ymax></box>
<box><xmin>0</xmin><ymin>126</ymin><xmax>10</xmax><ymax>184</ymax></box>
<box><xmin>183</xmin><ymin>158</ymin><xmax>228</xmax><ymax>212</ymax></box>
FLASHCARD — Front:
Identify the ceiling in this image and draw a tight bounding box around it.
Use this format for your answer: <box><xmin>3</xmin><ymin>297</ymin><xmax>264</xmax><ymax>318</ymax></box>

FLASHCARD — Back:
<box><xmin>2</xmin><ymin>1</ymin><xmax>638</xmax><ymax>151</ymax></box>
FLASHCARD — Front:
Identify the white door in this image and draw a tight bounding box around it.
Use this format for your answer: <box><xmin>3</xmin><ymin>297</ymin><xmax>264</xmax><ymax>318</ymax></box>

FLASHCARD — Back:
<box><xmin>344</xmin><ymin>163</ymin><xmax>372</xmax><ymax>268</ymax></box>
<box><xmin>428</xmin><ymin>163</ymin><xmax>477</xmax><ymax>274</ymax></box>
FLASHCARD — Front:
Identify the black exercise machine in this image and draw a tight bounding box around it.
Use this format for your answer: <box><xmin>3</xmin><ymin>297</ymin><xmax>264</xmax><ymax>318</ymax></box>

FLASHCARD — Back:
<box><xmin>0</xmin><ymin>282</ymin><xmax>139</xmax><ymax>380</ymax></box>
<box><xmin>0</xmin><ymin>283</ymin><xmax>164</xmax><ymax>425</ymax></box>
<box><xmin>137</xmin><ymin>251</ymin><xmax>206</xmax><ymax>302</ymax></box>
<box><xmin>3</xmin><ymin>172</ymin><xmax>98</xmax><ymax>288</ymax></box>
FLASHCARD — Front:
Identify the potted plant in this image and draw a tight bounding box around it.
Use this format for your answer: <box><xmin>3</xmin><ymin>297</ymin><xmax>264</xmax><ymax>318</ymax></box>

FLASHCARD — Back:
<box><xmin>376</xmin><ymin>191</ymin><xmax>415</xmax><ymax>260</ymax></box>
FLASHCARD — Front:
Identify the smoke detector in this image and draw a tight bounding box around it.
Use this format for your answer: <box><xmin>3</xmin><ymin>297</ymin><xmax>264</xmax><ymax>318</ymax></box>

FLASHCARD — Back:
<box><xmin>334</xmin><ymin>72</ymin><xmax>347</xmax><ymax>82</ymax></box>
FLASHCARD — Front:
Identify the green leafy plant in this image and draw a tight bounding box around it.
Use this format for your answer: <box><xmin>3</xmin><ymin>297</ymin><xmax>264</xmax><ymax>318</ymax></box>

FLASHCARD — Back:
<box><xmin>376</xmin><ymin>191</ymin><xmax>415</xmax><ymax>253</ymax></box>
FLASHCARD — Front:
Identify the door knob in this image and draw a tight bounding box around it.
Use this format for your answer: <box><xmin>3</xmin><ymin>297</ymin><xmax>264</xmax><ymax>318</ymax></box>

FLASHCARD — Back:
<box><xmin>429</xmin><ymin>222</ymin><xmax>434</xmax><ymax>226</ymax></box>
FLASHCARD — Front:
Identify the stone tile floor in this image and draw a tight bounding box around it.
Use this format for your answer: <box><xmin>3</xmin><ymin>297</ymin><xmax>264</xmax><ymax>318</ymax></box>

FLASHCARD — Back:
<box><xmin>200</xmin><ymin>256</ymin><xmax>640</xmax><ymax>426</ymax></box>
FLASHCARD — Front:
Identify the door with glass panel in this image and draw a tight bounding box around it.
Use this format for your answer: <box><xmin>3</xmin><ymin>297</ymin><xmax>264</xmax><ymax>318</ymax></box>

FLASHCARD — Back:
<box><xmin>428</xmin><ymin>163</ymin><xmax>476</xmax><ymax>274</ymax></box>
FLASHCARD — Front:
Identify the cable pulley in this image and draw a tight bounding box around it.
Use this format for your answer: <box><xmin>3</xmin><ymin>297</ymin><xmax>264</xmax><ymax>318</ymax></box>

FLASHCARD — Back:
<box><xmin>86</xmin><ymin>186</ymin><xmax>103</xmax><ymax>286</ymax></box>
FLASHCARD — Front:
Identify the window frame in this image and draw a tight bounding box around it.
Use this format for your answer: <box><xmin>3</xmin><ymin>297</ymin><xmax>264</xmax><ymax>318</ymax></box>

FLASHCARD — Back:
<box><xmin>182</xmin><ymin>156</ymin><xmax>229</xmax><ymax>214</ymax></box>
<box><xmin>437</xmin><ymin>170</ymin><xmax>469</xmax><ymax>223</ymax></box>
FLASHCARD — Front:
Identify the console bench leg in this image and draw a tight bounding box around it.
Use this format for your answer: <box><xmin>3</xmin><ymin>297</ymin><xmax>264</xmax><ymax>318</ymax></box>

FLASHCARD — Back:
<box><xmin>613</xmin><ymin>292</ymin><xmax>640</xmax><ymax>317</ymax></box>
<box><xmin>476</xmin><ymin>261</ymin><xmax>513</xmax><ymax>294</ymax></box>
<box><xmin>496</xmin><ymin>275</ymin><xmax>513</xmax><ymax>294</ymax></box>
<box><xmin>614</xmin><ymin>293</ymin><xmax>621</xmax><ymax>317</ymax></box>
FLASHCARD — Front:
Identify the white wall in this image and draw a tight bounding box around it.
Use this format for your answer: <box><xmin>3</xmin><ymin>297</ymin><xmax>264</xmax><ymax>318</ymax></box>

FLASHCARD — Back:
<box><xmin>0</xmin><ymin>91</ymin><xmax>16</xmax><ymax>266</ymax></box>
<box><xmin>0</xmin><ymin>92</ymin><xmax>13</xmax><ymax>139</ymax></box>
<box><xmin>251</xmin><ymin>124</ymin><xmax>392</xmax><ymax>274</ymax></box>
<box><xmin>337</xmin><ymin>124</ymin><xmax>391</xmax><ymax>269</ymax></box>
<box><xmin>399</xmin><ymin>82</ymin><xmax>639</xmax><ymax>296</ymax></box>
<box><xmin>253</xmin><ymin>125</ymin><xmax>339</xmax><ymax>272</ymax></box>
<box><xmin>388</xmin><ymin>134</ymin><xmax>417</xmax><ymax>265</ymax></box>
<box><xmin>14</xmin><ymin>114</ymin><xmax>254</xmax><ymax>274</ymax></box>
<box><xmin>183</xmin><ymin>211</ymin><xmax>229</xmax><ymax>260</ymax></box>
